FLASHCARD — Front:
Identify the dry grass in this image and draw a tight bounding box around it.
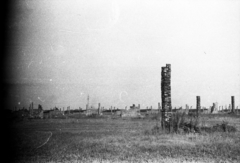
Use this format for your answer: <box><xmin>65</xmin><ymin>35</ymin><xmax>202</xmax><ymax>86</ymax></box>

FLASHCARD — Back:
<box><xmin>5</xmin><ymin>114</ymin><xmax>240</xmax><ymax>163</ymax></box>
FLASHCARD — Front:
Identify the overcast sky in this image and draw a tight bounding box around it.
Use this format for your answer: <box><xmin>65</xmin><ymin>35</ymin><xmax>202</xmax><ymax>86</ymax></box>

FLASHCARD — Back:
<box><xmin>4</xmin><ymin>0</ymin><xmax>240</xmax><ymax>110</ymax></box>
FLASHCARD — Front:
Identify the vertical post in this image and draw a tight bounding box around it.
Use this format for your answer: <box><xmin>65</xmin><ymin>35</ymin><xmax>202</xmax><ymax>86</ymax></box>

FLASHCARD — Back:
<box><xmin>30</xmin><ymin>102</ymin><xmax>33</xmax><ymax>116</ymax></box>
<box><xmin>231</xmin><ymin>96</ymin><xmax>235</xmax><ymax>113</ymax></box>
<box><xmin>158</xmin><ymin>102</ymin><xmax>161</xmax><ymax>114</ymax></box>
<box><xmin>98</xmin><ymin>103</ymin><xmax>101</xmax><ymax>115</ymax></box>
<box><xmin>86</xmin><ymin>95</ymin><xmax>89</xmax><ymax>114</ymax></box>
<box><xmin>166</xmin><ymin>64</ymin><xmax>172</xmax><ymax>111</ymax></box>
<box><xmin>196</xmin><ymin>96</ymin><xmax>200</xmax><ymax>117</ymax></box>
<box><xmin>161</xmin><ymin>64</ymin><xmax>172</xmax><ymax>132</ymax></box>
<box><xmin>111</xmin><ymin>106</ymin><xmax>112</xmax><ymax>114</ymax></box>
<box><xmin>138</xmin><ymin>104</ymin><xmax>140</xmax><ymax>110</ymax></box>
<box><xmin>215</xmin><ymin>102</ymin><xmax>218</xmax><ymax>112</ymax></box>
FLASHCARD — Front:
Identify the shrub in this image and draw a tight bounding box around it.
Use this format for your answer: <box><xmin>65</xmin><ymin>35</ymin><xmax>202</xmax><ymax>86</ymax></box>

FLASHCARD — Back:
<box><xmin>168</xmin><ymin>111</ymin><xmax>200</xmax><ymax>134</ymax></box>
<box><xmin>201</xmin><ymin>121</ymin><xmax>237</xmax><ymax>133</ymax></box>
<box><xmin>151</xmin><ymin>111</ymin><xmax>237</xmax><ymax>135</ymax></box>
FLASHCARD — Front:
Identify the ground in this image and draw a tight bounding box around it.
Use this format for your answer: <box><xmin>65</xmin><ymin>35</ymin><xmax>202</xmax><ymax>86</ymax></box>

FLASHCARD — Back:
<box><xmin>5</xmin><ymin>114</ymin><xmax>240</xmax><ymax>163</ymax></box>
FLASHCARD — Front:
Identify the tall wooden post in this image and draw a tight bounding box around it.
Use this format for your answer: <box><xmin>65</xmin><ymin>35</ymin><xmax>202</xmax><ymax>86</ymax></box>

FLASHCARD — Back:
<box><xmin>161</xmin><ymin>64</ymin><xmax>172</xmax><ymax>132</ymax></box>
<box><xmin>158</xmin><ymin>102</ymin><xmax>161</xmax><ymax>114</ymax></box>
<box><xmin>98</xmin><ymin>103</ymin><xmax>101</xmax><ymax>115</ymax></box>
<box><xmin>196</xmin><ymin>96</ymin><xmax>200</xmax><ymax>117</ymax></box>
<box><xmin>86</xmin><ymin>95</ymin><xmax>89</xmax><ymax>111</ymax></box>
<box><xmin>68</xmin><ymin>106</ymin><xmax>70</xmax><ymax>115</ymax></box>
<box><xmin>138</xmin><ymin>104</ymin><xmax>140</xmax><ymax>109</ymax></box>
<box><xmin>231</xmin><ymin>96</ymin><xmax>235</xmax><ymax>113</ymax></box>
<box><xmin>29</xmin><ymin>102</ymin><xmax>33</xmax><ymax>116</ymax></box>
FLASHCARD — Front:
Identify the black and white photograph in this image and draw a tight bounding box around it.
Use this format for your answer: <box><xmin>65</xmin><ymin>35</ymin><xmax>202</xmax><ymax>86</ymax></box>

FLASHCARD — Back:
<box><xmin>1</xmin><ymin>0</ymin><xmax>240</xmax><ymax>162</ymax></box>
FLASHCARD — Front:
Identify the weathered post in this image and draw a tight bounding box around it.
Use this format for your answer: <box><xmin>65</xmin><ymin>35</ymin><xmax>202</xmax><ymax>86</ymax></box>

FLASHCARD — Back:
<box><xmin>186</xmin><ymin>105</ymin><xmax>189</xmax><ymax>114</ymax></box>
<box><xmin>98</xmin><ymin>103</ymin><xmax>101</xmax><ymax>115</ymax></box>
<box><xmin>231</xmin><ymin>96</ymin><xmax>235</xmax><ymax>113</ymax></box>
<box><xmin>161</xmin><ymin>64</ymin><xmax>172</xmax><ymax>132</ymax></box>
<box><xmin>211</xmin><ymin>103</ymin><xmax>215</xmax><ymax>113</ymax></box>
<box><xmin>158</xmin><ymin>102</ymin><xmax>161</xmax><ymax>114</ymax></box>
<box><xmin>30</xmin><ymin>102</ymin><xmax>34</xmax><ymax>117</ymax></box>
<box><xmin>196</xmin><ymin>96</ymin><xmax>200</xmax><ymax>117</ymax></box>
<box><xmin>215</xmin><ymin>102</ymin><xmax>218</xmax><ymax>112</ymax></box>
<box><xmin>68</xmin><ymin>106</ymin><xmax>70</xmax><ymax>115</ymax></box>
<box><xmin>138</xmin><ymin>104</ymin><xmax>140</xmax><ymax>110</ymax></box>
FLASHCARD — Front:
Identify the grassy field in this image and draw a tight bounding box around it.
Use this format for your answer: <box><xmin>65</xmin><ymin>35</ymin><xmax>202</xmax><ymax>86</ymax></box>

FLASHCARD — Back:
<box><xmin>5</xmin><ymin>114</ymin><xmax>240</xmax><ymax>163</ymax></box>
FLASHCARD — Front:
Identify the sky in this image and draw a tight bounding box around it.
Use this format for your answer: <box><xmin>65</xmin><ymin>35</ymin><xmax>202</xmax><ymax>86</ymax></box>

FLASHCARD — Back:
<box><xmin>3</xmin><ymin>0</ymin><xmax>240</xmax><ymax>110</ymax></box>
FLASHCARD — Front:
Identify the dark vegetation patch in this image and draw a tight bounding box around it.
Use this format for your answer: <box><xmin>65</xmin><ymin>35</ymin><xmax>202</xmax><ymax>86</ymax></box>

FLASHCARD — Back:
<box><xmin>150</xmin><ymin>112</ymin><xmax>238</xmax><ymax>134</ymax></box>
<box><xmin>6</xmin><ymin>115</ymin><xmax>240</xmax><ymax>163</ymax></box>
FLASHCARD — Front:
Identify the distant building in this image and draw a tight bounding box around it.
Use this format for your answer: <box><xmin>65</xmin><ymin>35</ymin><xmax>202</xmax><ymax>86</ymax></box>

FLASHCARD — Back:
<box><xmin>121</xmin><ymin>104</ymin><xmax>141</xmax><ymax>117</ymax></box>
<box><xmin>29</xmin><ymin>104</ymin><xmax>43</xmax><ymax>119</ymax></box>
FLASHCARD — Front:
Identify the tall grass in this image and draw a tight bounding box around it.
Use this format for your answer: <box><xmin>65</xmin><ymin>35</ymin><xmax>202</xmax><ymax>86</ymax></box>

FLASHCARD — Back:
<box><xmin>152</xmin><ymin>111</ymin><xmax>238</xmax><ymax>134</ymax></box>
<box><xmin>7</xmin><ymin>114</ymin><xmax>240</xmax><ymax>163</ymax></box>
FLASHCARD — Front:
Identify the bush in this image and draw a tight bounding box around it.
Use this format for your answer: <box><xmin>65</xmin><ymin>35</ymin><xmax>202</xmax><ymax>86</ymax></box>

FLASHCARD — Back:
<box><xmin>201</xmin><ymin>121</ymin><xmax>237</xmax><ymax>133</ymax></box>
<box><xmin>168</xmin><ymin>111</ymin><xmax>200</xmax><ymax>133</ymax></box>
<box><xmin>151</xmin><ymin>111</ymin><xmax>237</xmax><ymax>135</ymax></box>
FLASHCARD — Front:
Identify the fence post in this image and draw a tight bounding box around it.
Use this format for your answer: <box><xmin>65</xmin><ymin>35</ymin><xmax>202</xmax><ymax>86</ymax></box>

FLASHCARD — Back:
<box><xmin>231</xmin><ymin>96</ymin><xmax>235</xmax><ymax>113</ymax></box>
<box><xmin>68</xmin><ymin>106</ymin><xmax>70</xmax><ymax>115</ymax></box>
<box><xmin>98</xmin><ymin>103</ymin><xmax>101</xmax><ymax>115</ymax></box>
<box><xmin>161</xmin><ymin>64</ymin><xmax>172</xmax><ymax>132</ymax></box>
<box><xmin>158</xmin><ymin>102</ymin><xmax>161</xmax><ymax>114</ymax></box>
<box><xmin>196</xmin><ymin>96</ymin><xmax>200</xmax><ymax>117</ymax></box>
